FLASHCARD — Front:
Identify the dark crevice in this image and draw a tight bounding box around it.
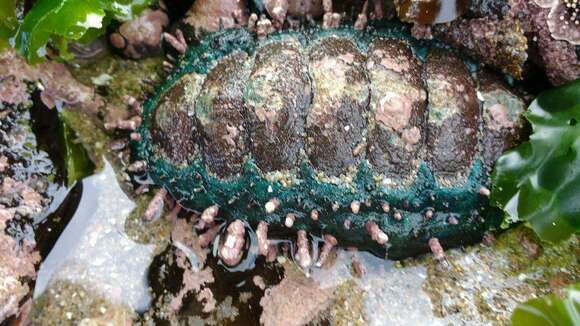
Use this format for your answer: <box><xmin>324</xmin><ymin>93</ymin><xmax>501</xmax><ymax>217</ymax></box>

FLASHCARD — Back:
<box><xmin>29</xmin><ymin>91</ymin><xmax>67</xmax><ymax>186</ymax></box>
<box><xmin>34</xmin><ymin>182</ymin><xmax>83</xmax><ymax>260</ymax></box>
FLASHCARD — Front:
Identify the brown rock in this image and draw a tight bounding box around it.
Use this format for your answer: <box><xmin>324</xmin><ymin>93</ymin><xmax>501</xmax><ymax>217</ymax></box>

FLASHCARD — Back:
<box><xmin>259</xmin><ymin>265</ymin><xmax>332</xmax><ymax>326</ymax></box>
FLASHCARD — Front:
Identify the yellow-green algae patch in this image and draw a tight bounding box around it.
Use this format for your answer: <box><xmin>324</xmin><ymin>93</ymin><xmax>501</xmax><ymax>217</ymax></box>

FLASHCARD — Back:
<box><xmin>419</xmin><ymin>226</ymin><xmax>579</xmax><ymax>325</ymax></box>
<box><xmin>59</xmin><ymin>109</ymin><xmax>109</xmax><ymax>171</ymax></box>
<box><xmin>123</xmin><ymin>192</ymin><xmax>173</xmax><ymax>248</ymax></box>
<box><xmin>69</xmin><ymin>55</ymin><xmax>164</xmax><ymax>109</ymax></box>
<box><xmin>324</xmin><ymin>280</ymin><xmax>368</xmax><ymax>326</ymax></box>
<box><xmin>30</xmin><ymin>280</ymin><xmax>136</xmax><ymax>326</ymax></box>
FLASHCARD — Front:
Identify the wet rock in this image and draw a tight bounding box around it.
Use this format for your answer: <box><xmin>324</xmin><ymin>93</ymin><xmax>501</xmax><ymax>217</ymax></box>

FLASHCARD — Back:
<box><xmin>545</xmin><ymin>0</ymin><xmax>580</xmax><ymax>45</ymax></box>
<box><xmin>0</xmin><ymin>50</ymin><xmax>105</xmax><ymax>113</ymax></box>
<box><xmin>183</xmin><ymin>0</ymin><xmax>249</xmax><ymax>37</ymax></box>
<box><xmin>524</xmin><ymin>0</ymin><xmax>580</xmax><ymax>85</ymax></box>
<box><xmin>0</xmin><ymin>204</ymin><xmax>40</xmax><ymax>322</ymax></box>
<box><xmin>147</xmin><ymin>217</ymin><xmax>215</xmax><ymax>322</ymax></box>
<box><xmin>29</xmin><ymin>280</ymin><xmax>135</xmax><ymax>325</ymax></box>
<box><xmin>260</xmin><ymin>263</ymin><xmax>332</xmax><ymax>326</ymax></box>
<box><xmin>68</xmin><ymin>53</ymin><xmax>164</xmax><ymax>131</ymax></box>
<box><xmin>0</xmin><ymin>102</ymin><xmax>54</xmax><ymax>323</ymax></box>
<box><xmin>430</xmin><ymin>0</ymin><xmax>579</xmax><ymax>85</ymax></box>
<box><xmin>322</xmin><ymin>280</ymin><xmax>367</xmax><ymax>326</ymax></box>
<box><xmin>519</xmin><ymin>232</ymin><xmax>542</xmax><ymax>260</ymax></box>
<box><xmin>422</xmin><ymin>226</ymin><xmax>579</xmax><ymax>325</ymax></box>
<box><xmin>432</xmin><ymin>17</ymin><xmax>528</xmax><ymax>79</ymax></box>
<box><xmin>109</xmin><ymin>8</ymin><xmax>170</xmax><ymax>59</ymax></box>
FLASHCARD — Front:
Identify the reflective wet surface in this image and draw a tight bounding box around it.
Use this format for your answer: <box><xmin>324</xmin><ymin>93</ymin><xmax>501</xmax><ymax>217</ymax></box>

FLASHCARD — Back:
<box><xmin>35</xmin><ymin>161</ymin><xmax>156</xmax><ymax>312</ymax></box>
<box><xmin>27</xmin><ymin>157</ymin><xmax>579</xmax><ymax>324</ymax></box>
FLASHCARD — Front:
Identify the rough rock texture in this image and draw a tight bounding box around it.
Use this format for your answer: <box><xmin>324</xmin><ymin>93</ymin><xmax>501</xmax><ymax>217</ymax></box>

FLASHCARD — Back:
<box><xmin>428</xmin><ymin>0</ymin><xmax>579</xmax><ymax>85</ymax></box>
<box><xmin>167</xmin><ymin>219</ymin><xmax>214</xmax><ymax>313</ymax></box>
<box><xmin>467</xmin><ymin>0</ymin><xmax>511</xmax><ymax>17</ymax></box>
<box><xmin>30</xmin><ymin>280</ymin><xmax>135</xmax><ymax>325</ymax></box>
<box><xmin>432</xmin><ymin>17</ymin><xmax>528</xmax><ymax>79</ymax></box>
<box><xmin>146</xmin><ymin>217</ymin><xmax>217</xmax><ymax>323</ymax></box>
<box><xmin>0</xmin><ymin>202</ymin><xmax>40</xmax><ymax>322</ymax></box>
<box><xmin>0</xmin><ymin>50</ymin><xmax>105</xmax><ymax>112</ymax></box>
<box><xmin>422</xmin><ymin>228</ymin><xmax>580</xmax><ymax>325</ymax></box>
<box><xmin>543</xmin><ymin>0</ymin><xmax>580</xmax><ymax>45</ymax></box>
<box><xmin>0</xmin><ymin>99</ymin><xmax>55</xmax><ymax>323</ymax></box>
<box><xmin>183</xmin><ymin>0</ymin><xmax>249</xmax><ymax>36</ymax></box>
<box><xmin>260</xmin><ymin>265</ymin><xmax>333</xmax><ymax>326</ymax></box>
<box><xmin>109</xmin><ymin>8</ymin><xmax>170</xmax><ymax>59</ymax></box>
<box><xmin>523</xmin><ymin>0</ymin><xmax>580</xmax><ymax>85</ymax></box>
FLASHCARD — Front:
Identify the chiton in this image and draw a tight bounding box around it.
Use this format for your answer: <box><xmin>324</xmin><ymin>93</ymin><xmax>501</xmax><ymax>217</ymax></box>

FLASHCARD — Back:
<box><xmin>132</xmin><ymin>26</ymin><xmax>528</xmax><ymax>262</ymax></box>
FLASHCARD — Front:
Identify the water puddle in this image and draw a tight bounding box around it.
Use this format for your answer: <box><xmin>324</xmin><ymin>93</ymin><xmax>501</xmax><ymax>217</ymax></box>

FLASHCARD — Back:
<box><xmin>34</xmin><ymin>160</ymin><xmax>156</xmax><ymax>312</ymax></box>
<box><xmin>311</xmin><ymin>250</ymin><xmax>442</xmax><ymax>325</ymax></box>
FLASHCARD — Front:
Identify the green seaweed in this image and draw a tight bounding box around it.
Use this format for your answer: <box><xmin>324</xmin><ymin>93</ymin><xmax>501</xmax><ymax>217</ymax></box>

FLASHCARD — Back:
<box><xmin>59</xmin><ymin>112</ymin><xmax>95</xmax><ymax>186</ymax></box>
<box><xmin>511</xmin><ymin>283</ymin><xmax>580</xmax><ymax>326</ymax></box>
<box><xmin>132</xmin><ymin>27</ymin><xmax>504</xmax><ymax>259</ymax></box>
<box><xmin>491</xmin><ymin>80</ymin><xmax>580</xmax><ymax>243</ymax></box>
<box><xmin>10</xmin><ymin>0</ymin><xmax>154</xmax><ymax>62</ymax></box>
<box><xmin>0</xmin><ymin>0</ymin><xmax>18</xmax><ymax>49</ymax></box>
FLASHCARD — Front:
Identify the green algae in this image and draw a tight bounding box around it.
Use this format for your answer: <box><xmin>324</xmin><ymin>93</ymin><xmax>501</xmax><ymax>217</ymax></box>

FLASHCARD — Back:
<box><xmin>58</xmin><ymin>110</ymin><xmax>97</xmax><ymax>185</ymax></box>
<box><xmin>491</xmin><ymin>79</ymin><xmax>580</xmax><ymax>243</ymax></box>
<box><xmin>511</xmin><ymin>283</ymin><xmax>580</xmax><ymax>326</ymax></box>
<box><xmin>59</xmin><ymin>109</ymin><xmax>108</xmax><ymax>171</ymax></box>
<box><xmin>69</xmin><ymin>54</ymin><xmax>164</xmax><ymax>108</ymax></box>
<box><xmin>12</xmin><ymin>0</ymin><xmax>154</xmax><ymax>62</ymax></box>
<box><xmin>325</xmin><ymin>280</ymin><xmax>368</xmax><ymax>326</ymax></box>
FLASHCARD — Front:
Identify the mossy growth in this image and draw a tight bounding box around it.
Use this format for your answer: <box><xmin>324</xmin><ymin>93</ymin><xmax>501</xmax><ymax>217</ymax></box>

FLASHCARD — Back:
<box><xmin>30</xmin><ymin>280</ymin><xmax>136</xmax><ymax>325</ymax></box>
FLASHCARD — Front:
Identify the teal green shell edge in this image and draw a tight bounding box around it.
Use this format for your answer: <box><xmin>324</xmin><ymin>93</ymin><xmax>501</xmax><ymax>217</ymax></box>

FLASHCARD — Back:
<box><xmin>131</xmin><ymin>26</ymin><xmax>503</xmax><ymax>259</ymax></box>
